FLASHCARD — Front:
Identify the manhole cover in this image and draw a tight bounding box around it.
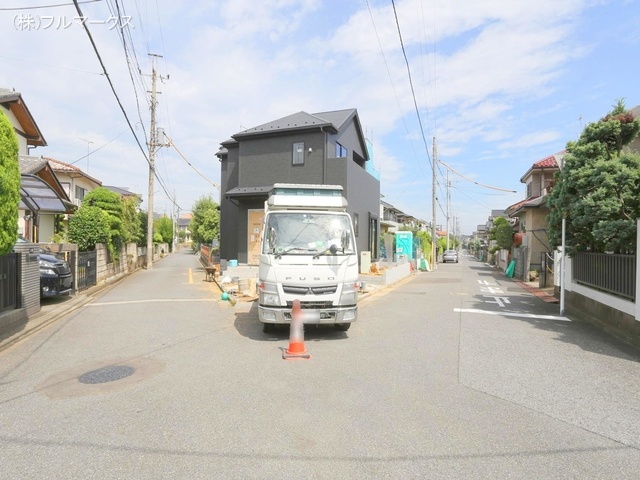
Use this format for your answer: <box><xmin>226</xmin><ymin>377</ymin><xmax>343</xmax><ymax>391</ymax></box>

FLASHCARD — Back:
<box><xmin>78</xmin><ymin>365</ymin><xmax>136</xmax><ymax>384</ymax></box>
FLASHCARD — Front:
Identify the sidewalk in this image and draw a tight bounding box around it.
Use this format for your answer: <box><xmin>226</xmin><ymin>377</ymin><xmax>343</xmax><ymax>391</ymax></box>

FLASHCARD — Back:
<box><xmin>515</xmin><ymin>280</ymin><xmax>559</xmax><ymax>303</ymax></box>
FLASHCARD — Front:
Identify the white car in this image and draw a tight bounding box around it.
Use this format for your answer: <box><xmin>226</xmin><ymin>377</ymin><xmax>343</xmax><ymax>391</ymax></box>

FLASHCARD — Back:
<box><xmin>442</xmin><ymin>249</ymin><xmax>459</xmax><ymax>263</ymax></box>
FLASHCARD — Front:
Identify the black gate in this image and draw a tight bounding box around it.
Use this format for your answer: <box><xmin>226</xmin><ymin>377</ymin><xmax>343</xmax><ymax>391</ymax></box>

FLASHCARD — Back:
<box><xmin>540</xmin><ymin>252</ymin><xmax>554</xmax><ymax>288</ymax></box>
<box><xmin>77</xmin><ymin>250</ymin><xmax>97</xmax><ymax>291</ymax></box>
<box><xmin>0</xmin><ymin>253</ymin><xmax>19</xmax><ymax>313</ymax></box>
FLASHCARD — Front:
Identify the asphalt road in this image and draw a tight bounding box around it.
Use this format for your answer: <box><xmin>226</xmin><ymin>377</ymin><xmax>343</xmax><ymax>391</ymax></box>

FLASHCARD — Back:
<box><xmin>1</xmin><ymin>249</ymin><xmax>639</xmax><ymax>479</ymax></box>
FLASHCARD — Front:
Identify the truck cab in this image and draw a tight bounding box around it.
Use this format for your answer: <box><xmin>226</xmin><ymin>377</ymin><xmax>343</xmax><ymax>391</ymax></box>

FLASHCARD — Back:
<box><xmin>258</xmin><ymin>184</ymin><xmax>359</xmax><ymax>332</ymax></box>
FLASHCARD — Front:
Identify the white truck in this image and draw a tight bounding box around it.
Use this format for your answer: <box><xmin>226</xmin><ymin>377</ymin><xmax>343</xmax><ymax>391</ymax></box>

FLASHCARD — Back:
<box><xmin>258</xmin><ymin>184</ymin><xmax>359</xmax><ymax>332</ymax></box>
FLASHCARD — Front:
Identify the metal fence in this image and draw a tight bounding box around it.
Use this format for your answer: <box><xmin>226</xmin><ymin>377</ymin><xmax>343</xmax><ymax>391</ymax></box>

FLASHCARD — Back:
<box><xmin>0</xmin><ymin>253</ymin><xmax>19</xmax><ymax>313</ymax></box>
<box><xmin>573</xmin><ymin>252</ymin><xmax>636</xmax><ymax>301</ymax></box>
<box><xmin>77</xmin><ymin>250</ymin><xmax>97</xmax><ymax>291</ymax></box>
<box><xmin>540</xmin><ymin>252</ymin><xmax>555</xmax><ymax>288</ymax></box>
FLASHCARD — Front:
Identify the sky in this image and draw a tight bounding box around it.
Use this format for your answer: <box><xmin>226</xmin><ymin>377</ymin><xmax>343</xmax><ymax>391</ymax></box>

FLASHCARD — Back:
<box><xmin>1</xmin><ymin>0</ymin><xmax>639</xmax><ymax>235</ymax></box>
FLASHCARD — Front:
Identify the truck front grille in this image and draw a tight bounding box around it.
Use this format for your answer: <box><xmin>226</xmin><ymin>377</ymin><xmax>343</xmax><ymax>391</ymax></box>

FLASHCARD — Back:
<box><xmin>283</xmin><ymin>285</ymin><xmax>337</xmax><ymax>295</ymax></box>
<box><xmin>286</xmin><ymin>300</ymin><xmax>333</xmax><ymax>309</ymax></box>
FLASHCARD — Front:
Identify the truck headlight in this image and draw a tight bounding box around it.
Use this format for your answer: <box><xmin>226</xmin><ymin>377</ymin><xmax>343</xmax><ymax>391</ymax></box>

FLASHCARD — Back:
<box><xmin>259</xmin><ymin>281</ymin><xmax>280</xmax><ymax>306</ymax></box>
<box><xmin>339</xmin><ymin>281</ymin><xmax>359</xmax><ymax>305</ymax></box>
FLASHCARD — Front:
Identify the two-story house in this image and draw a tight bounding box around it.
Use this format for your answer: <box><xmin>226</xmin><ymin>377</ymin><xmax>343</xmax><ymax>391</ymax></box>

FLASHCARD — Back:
<box><xmin>505</xmin><ymin>152</ymin><xmax>563</xmax><ymax>278</ymax></box>
<box><xmin>1</xmin><ymin>88</ymin><xmax>76</xmax><ymax>242</ymax></box>
<box><xmin>47</xmin><ymin>157</ymin><xmax>102</xmax><ymax>207</ymax></box>
<box><xmin>215</xmin><ymin>109</ymin><xmax>380</xmax><ymax>266</ymax></box>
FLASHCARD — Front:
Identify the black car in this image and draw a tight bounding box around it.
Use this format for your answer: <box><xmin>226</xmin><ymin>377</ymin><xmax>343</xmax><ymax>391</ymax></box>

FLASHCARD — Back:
<box><xmin>38</xmin><ymin>249</ymin><xmax>73</xmax><ymax>297</ymax></box>
<box><xmin>16</xmin><ymin>237</ymin><xmax>73</xmax><ymax>297</ymax></box>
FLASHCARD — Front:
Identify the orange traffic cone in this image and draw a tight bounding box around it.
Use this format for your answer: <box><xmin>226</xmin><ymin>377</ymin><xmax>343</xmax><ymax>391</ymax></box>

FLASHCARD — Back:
<box><xmin>282</xmin><ymin>300</ymin><xmax>311</xmax><ymax>359</ymax></box>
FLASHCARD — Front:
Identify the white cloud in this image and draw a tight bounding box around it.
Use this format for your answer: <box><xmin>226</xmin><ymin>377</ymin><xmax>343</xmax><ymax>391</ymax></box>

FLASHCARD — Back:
<box><xmin>2</xmin><ymin>0</ymin><xmax>635</xmax><ymax>234</ymax></box>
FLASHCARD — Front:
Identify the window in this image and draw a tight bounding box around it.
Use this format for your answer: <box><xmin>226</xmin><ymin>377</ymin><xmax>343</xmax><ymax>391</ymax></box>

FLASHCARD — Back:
<box><xmin>75</xmin><ymin>185</ymin><xmax>87</xmax><ymax>202</ymax></box>
<box><xmin>336</xmin><ymin>142</ymin><xmax>347</xmax><ymax>158</ymax></box>
<box><xmin>61</xmin><ymin>182</ymin><xmax>71</xmax><ymax>197</ymax></box>
<box><xmin>292</xmin><ymin>142</ymin><xmax>305</xmax><ymax>165</ymax></box>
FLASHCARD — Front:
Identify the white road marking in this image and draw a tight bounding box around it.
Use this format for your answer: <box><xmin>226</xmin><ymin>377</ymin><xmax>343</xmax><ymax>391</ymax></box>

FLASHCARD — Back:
<box><xmin>480</xmin><ymin>286</ymin><xmax>504</xmax><ymax>294</ymax></box>
<box><xmin>483</xmin><ymin>295</ymin><xmax>511</xmax><ymax>307</ymax></box>
<box><xmin>88</xmin><ymin>298</ymin><xmax>218</xmax><ymax>306</ymax></box>
<box><xmin>478</xmin><ymin>280</ymin><xmax>497</xmax><ymax>286</ymax></box>
<box><xmin>454</xmin><ymin>308</ymin><xmax>570</xmax><ymax>321</ymax></box>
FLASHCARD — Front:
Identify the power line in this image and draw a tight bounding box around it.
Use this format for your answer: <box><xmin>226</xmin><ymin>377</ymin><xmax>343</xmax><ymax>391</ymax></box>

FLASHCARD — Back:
<box><xmin>71</xmin><ymin>0</ymin><xmax>179</xmax><ymax>211</ymax></box>
<box><xmin>391</xmin><ymin>0</ymin><xmax>433</xmax><ymax>171</ymax></box>
<box><xmin>70</xmin><ymin>128</ymin><xmax>128</xmax><ymax>164</ymax></box>
<box><xmin>162</xmin><ymin>133</ymin><xmax>220</xmax><ymax>194</ymax></box>
<box><xmin>0</xmin><ymin>0</ymin><xmax>99</xmax><ymax>10</ymax></box>
<box><xmin>439</xmin><ymin>159</ymin><xmax>517</xmax><ymax>193</ymax></box>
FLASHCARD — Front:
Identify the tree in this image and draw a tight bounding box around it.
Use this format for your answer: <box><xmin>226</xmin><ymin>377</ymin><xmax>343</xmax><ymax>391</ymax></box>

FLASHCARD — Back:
<box><xmin>68</xmin><ymin>206</ymin><xmax>110</xmax><ymax>251</ymax></box>
<box><xmin>0</xmin><ymin>110</ymin><xmax>20</xmax><ymax>255</ymax></box>
<box><xmin>415</xmin><ymin>230</ymin><xmax>432</xmax><ymax>262</ymax></box>
<box><xmin>137</xmin><ymin>211</ymin><xmax>148</xmax><ymax>246</ymax></box>
<box><xmin>154</xmin><ymin>215</ymin><xmax>173</xmax><ymax>246</ymax></box>
<box><xmin>190</xmin><ymin>196</ymin><xmax>220</xmax><ymax>245</ymax></box>
<box><xmin>490</xmin><ymin>217</ymin><xmax>513</xmax><ymax>250</ymax></box>
<box><xmin>121</xmin><ymin>196</ymin><xmax>142</xmax><ymax>245</ymax></box>
<box><xmin>547</xmin><ymin>100</ymin><xmax>640</xmax><ymax>255</ymax></box>
<box><xmin>82</xmin><ymin>187</ymin><xmax>124</xmax><ymax>257</ymax></box>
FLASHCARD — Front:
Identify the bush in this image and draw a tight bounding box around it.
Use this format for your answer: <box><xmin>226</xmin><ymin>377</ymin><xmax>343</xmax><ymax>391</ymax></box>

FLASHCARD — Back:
<box><xmin>68</xmin><ymin>206</ymin><xmax>110</xmax><ymax>251</ymax></box>
<box><xmin>0</xmin><ymin>110</ymin><xmax>20</xmax><ymax>255</ymax></box>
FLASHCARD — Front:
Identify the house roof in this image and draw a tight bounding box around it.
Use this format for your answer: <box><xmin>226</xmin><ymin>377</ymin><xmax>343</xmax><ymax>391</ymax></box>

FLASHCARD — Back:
<box><xmin>519</xmin><ymin>151</ymin><xmax>564</xmax><ymax>183</ymax></box>
<box><xmin>505</xmin><ymin>195</ymin><xmax>547</xmax><ymax>217</ymax></box>
<box><xmin>45</xmin><ymin>157</ymin><xmax>102</xmax><ymax>186</ymax></box>
<box><xmin>104</xmin><ymin>185</ymin><xmax>142</xmax><ymax>200</ymax></box>
<box><xmin>227</xmin><ymin>108</ymin><xmax>369</xmax><ymax>163</ymax></box>
<box><xmin>19</xmin><ymin>155</ymin><xmax>71</xmax><ymax>203</ymax></box>
<box><xmin>233</xmin><ymin>111</ymin><xmax>342</xmax><ymax>138</ymax></box>
<box><xmin>225</xmin><ymin>185</ymin><xmax>272</xmax><ymax>199</ymax></box>
<box><xmin>0</xmin><ymin>88</ymin><xmax>46</xmax><ymax>147</ymax></box>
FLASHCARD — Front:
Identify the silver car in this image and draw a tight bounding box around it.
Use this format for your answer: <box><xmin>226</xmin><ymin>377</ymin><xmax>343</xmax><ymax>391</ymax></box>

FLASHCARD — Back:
<box><xmin>442</xmin><ymin>249</ymin><xmax>458</xmax><ymax>263</ymax></box>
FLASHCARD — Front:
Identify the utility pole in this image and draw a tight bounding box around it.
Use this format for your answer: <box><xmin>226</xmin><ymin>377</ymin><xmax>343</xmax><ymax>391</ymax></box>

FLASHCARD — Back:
<box><xmin>432</xmin><ymin>136</ymin><xmax>438</xmax><ymax>270</ymax></box>
<box><xmin>146</xmin><ymin>53</ymin><xmax>165</xmax><ymax>269</ymax></box>
<box><xmin>446</xmin><ymin>169</ymin><xmax>450</xmax><ymax>251</ymax></box>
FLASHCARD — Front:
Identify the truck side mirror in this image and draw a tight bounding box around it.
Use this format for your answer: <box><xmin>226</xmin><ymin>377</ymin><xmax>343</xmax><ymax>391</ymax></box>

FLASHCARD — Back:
<box><xmin>268</xmin><ymin>227</ymin><xmax>277</xmax><ymax>251</ymax></box>
<box><xmin>341</xmin><ymin>230</ymin><xmax>350</xmax><ymax>252</ymax></box>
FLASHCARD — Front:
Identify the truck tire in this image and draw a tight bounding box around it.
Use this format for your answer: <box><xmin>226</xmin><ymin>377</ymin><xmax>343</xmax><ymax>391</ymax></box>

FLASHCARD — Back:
<box><xmin>263</xmin><ymin>323</ymin><xmax>275</xmax><ymax>333</ymax></box>
<box><xmin>334</xmin><ymin>323</ymin><xmax>351</xmax><ymax>331</ymax></box>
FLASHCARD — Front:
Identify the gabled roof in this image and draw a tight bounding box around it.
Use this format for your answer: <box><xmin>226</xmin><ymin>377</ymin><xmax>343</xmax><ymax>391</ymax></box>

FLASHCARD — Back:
<box><xmin>233</xmin><ymin>111</ymin><xmax>341</xmax><ymax>138</ymax></box>
<box><xmin>103</xmin><ymin>185</ymin><xmax>142</xmax><ymax>200</ymax></box>
<box><xmin>505</xmin><ymin>195</ymin><xmax>547</xmax><ymax>217</ymax></box>
<box><xmin>0</xmin><ymin>88</ymin><xmax>46</xmax><ymax>147</ymax></box>
<box><xmin>228</xmin><ymin>108</ymin><xmax>369</xmax><ymax>162</ymax></box>
<box><xmin>45</xmin><ymin>157</ymin><xmax>102</xmax><ymax>186</ymax></box>
<box><xmin>519</xmin><ymin>151</ymin><xmax>564</xmax><ymax>183</ymax></box>
<box><xmin>533</xmin><ymin>155</ymin><xmax>558</xmax><ymax>168</ymax></box>
<box><xmin>19</xmin><ymin>155</ymin><xmax>70</xmax><ymax>203</ymax></box>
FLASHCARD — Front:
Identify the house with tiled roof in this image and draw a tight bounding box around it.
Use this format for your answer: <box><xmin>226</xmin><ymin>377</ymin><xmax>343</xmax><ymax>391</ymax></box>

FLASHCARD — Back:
<box><xmin>1</xmin><ymin>88</ymin><xmax>76</xmax><ymax>242</ymax></box>
<box><xmin>45</xmin><ymin>157</ymin><xmax>102</xmax><ymax>207</ymax></box>
<box><xmin>18</xmin><ymin>156</ymin><xmax>77</xmax><ymax>242</ymax></box>
<box><xmin>505</xmin><ymin>151</ymin><xmax>564</xmax><ymax>280</ymax></box>
<box><xmin>215</xmin><ymin>108</ymin><xmax>380</xmax><ymax>265</ymax></box>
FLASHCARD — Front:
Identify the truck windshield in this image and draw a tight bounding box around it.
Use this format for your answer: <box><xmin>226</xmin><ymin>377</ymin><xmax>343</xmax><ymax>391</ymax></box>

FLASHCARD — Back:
<box><xmin>264</xmin><ymin>212</ymin><xmax>355</xmax><ymax>256</ymax></box>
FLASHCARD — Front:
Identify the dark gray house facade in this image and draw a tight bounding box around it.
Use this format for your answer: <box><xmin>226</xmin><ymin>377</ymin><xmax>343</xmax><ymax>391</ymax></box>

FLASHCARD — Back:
<box><xmin>215</xmin><ymin>108</ymin><xmax>380</xmax><ymax>266</ymax></box>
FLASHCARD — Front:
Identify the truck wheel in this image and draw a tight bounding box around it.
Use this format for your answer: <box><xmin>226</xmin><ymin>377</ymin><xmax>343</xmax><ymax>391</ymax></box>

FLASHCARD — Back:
<box><xmin>263</xmin><ymin>323</ymin><xmax>275</xmax><ymax>333</ymax></box>
<box><xmin>334</xmin><ymin>323</ymin><xmax>351</xmax><ymax>331</ymax></box>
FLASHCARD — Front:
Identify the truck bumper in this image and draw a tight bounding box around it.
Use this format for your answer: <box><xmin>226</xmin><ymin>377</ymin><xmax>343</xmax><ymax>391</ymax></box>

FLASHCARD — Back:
<box><xmin>258</xmin><ymin>305</ymin><xmax>357</xmax><ymax>325</ymax></box>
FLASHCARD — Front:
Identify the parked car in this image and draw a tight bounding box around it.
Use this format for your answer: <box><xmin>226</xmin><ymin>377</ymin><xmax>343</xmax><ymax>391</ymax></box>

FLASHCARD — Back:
<box><xmin>38</xmin><ymin>249</ymin><xmax>73</xmax><ymax>297</ymax></box>
<box><xmin>16</xmin><ymin>237</ymin><xmax>73</xmax><ymax>297</ymax></box>
<box><xmin>442</xmin><ymin>249</ymin><xmax>459</xmax><ymax>263</ymax></box>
